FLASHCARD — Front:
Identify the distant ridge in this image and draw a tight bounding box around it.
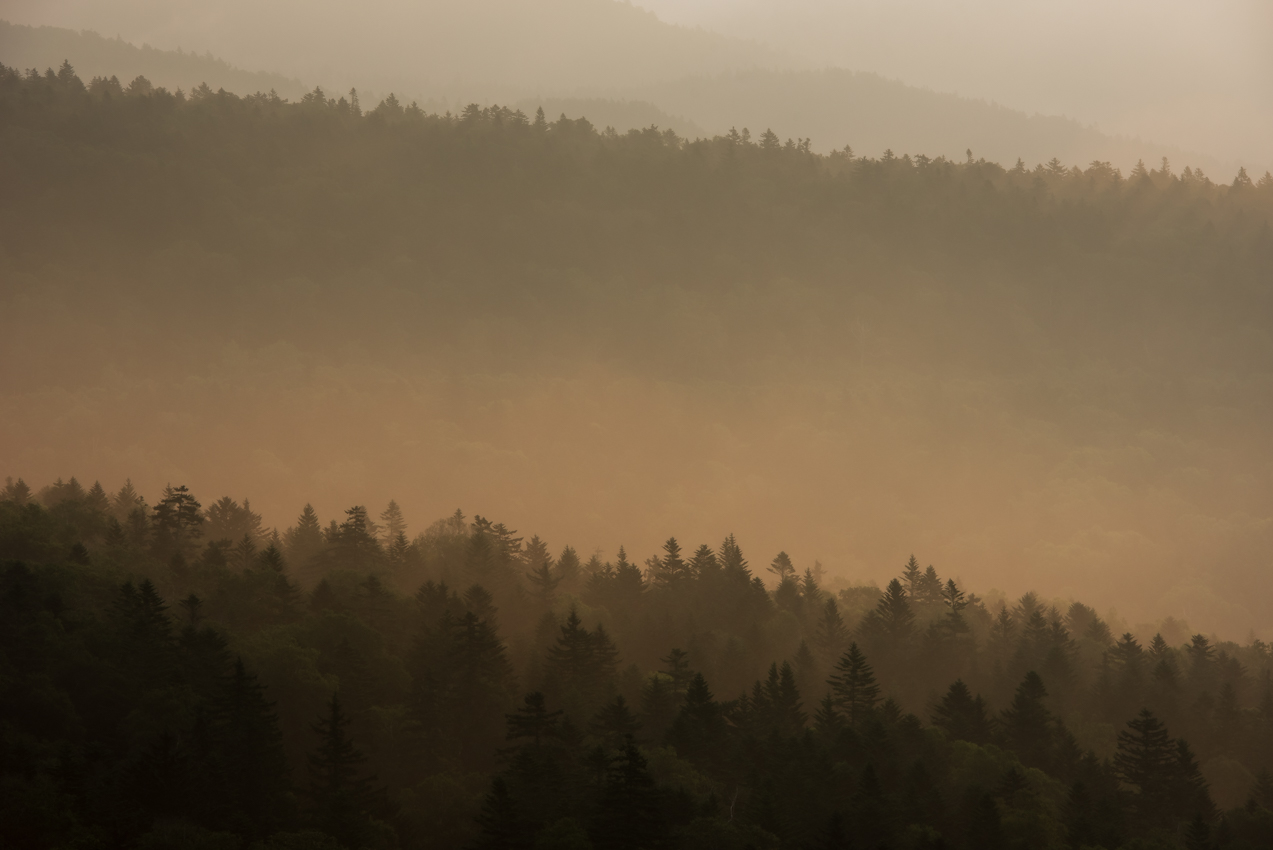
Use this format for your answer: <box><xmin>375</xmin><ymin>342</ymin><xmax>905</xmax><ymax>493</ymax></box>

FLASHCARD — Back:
<box><xmin>627</xmin><ymin>68</ymin><xmax>1234</xmax><ymax>175</ymax></box>
<box><xmin>0</xmin><ymin>20</ymin><xmax>307</xmax><ymax>99</ymax></box>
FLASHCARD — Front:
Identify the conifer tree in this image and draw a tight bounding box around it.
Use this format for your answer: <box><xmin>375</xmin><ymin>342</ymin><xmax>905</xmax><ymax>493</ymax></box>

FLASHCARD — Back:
<box><xmin>1115</xmin><ymin>708</ymin><xmax>1176</xmax><ymax>825</ymax></box>
<box><xmin>591</xmin><ymin>695</ymin><xmax>641</xmax><ymax>746</ymax></box>
<box><xmin>1002</xmin><ymin>671</ymin><xmax>1054</xmax><ymax>769</ymax></box>
<box><xmin>640</xmin><ymin>674</ymin><xmax>678</xmax><ymax>742</ymax></box>
<box><xmin>1</xmin><ymin>477</ymin><xmax>32</xmax><ymax>505</ymax></box>
<box><xmin>378</xmin><ymin>500</ymin><xmax>406</xmax><ymax>545</ymax></box>
<box><xmin>718</xmin><ymin>534</ymin><xmax>749</xmax><ymax>577</ymax></box>
<box><xmin>932</xmin><ymin>679</ymin><xmax>993</xmax><ymax>744</ymax></box>
<box><xmin>688</xmin><ymin>543</ymin><xmax>719</xmax><ymax>578</ymax></box>
<box><xmin>829</xmin><ymin>643</ymin><xmax>880</xmax><ymax>725</ymax></box>
<box><xmin>307</xmin><ymin>693</ymin><xmax>381</xmax><ymax>847</ymax></box>
<box><xmin>505</xmin><ymin>692</ymin><xmax>563</xmax><ymax>748</ymax></box>
<box><xmin>556</xmin><ymin>546</ymin><xmax>582</xmax><ymax>589</ymax></box>
<box><xmin>667</xmin><ymin>673</ymin><xmax>724</xmax><ymax>764</ymax></box>
<box><xmin>653</xmin><ymin>538</ymin><xmax>687</xmax><ymax>587</ymax></box>
<box><xmin>216</xmin><ymin>657</ymin><xmax>290</xmax><ymax>838</ymax></box>
<box><xmin>815</xmin><ymin>597</ymin><xmax>848</xmax><ymax>663</ymax></box>
<box><xmin>284</xmin><ymin>503</ymin><xmax>325</xmax><ymax>571</ymax></box>
<box><xmin>151</xmin><ymin>484</ymin><xmax>203</xmax><ymax>558</ymax></box>
<box><xmin>861</xmin><ymin>578</ymin><xmax>914</xmax><ymax>645</ymax></box>
<box><xmin>767</xmin><ymin>551</ymin><xmax>796</xmax><ymax>583</ymax></box>
<box><xmin>661</xmin><ymin>648</ymin><xmax>692</xmax><ymax>696</ymax></box>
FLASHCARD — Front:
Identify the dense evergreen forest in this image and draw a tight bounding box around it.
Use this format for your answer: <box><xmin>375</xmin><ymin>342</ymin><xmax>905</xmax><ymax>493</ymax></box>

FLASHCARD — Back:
<box><xmin>3</xmin><ymin>473</ymin><xmax>1273</xmax><ymax>850</ymax></box>
<box><xmin>3</xmin><ymin>64</ymin><xmax>1273</xmax><ymax>849</ymax></box>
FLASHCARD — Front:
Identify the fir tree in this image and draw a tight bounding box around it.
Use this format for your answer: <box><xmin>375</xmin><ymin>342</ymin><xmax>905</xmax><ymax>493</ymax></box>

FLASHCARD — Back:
<box><xmin>829</xmin><ymin>643</ymin><xmax>880</xmax><ymax>725</ymax></box>
<box><xmin>379</xmin><ymin>499</ymin><xmax>406</xmax><ymax>545</ymax></box>
<box><xmin>307</xmin><ymin>693</ymin><xmax>381</xmax><ymax>847</ymax></box>
<box><xmin>1002</xmin><ymin>671</ymin><xmax>1055</xmax><ymax>769</ymax></box>
<box><xmin>932</xmin><ymin>679</ymin><xmax>993</xmax><ymax>744</ymax></box>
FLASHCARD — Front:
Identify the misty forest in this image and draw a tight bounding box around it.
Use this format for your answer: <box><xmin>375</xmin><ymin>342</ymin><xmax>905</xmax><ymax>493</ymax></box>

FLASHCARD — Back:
<box><xmin>3</xmin><ymin>56</ymin><xmax>1273</xmax><ymax>850</ymax></box>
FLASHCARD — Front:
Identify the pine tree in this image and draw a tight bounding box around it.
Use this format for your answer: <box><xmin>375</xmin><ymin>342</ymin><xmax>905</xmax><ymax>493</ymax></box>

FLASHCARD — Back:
<box><xmin>556</xmin><ymin>546</ymin><xmax>582</xmax><ymax>589</ymax></box>
<box><xmin>474</xmin><ymin>777</ymin><xmax>524</xmax><ymax>850</ymax></box>
<box><xmin>667</xmin><ymin>673</ymin><xmax>724</xmax><ymax>764</ymax></box>
<box><xmin>653</xmin><ymin>538</ymin><xmax>687</xmax><ymax>587</ymax></box>
<box><xmin>591</xmin><ymin>695</ymin><xmax>641</xmax><ymax>746</ymax></box>
<box><xmin>771</xmin><ymin>661</ymin><xmax>806</xmax><ymax>734</ymax></box>
<box><xmin>813</xmin><ymin>692</ymin><xmax>844</xmax><ymax>738</ymax></box>
<box><xmin>284</xmin><ymin>503</ymin><xmax>325</xmax><ymax>572</ymax></box>
<box><xmin>307</xmin><ymin>693</ymin><xmax>380</xmax><ymax>847</ymax></box>
<box><xmin>861</xmin><ymin>578</ymin><xmax>914</xmax><ymax>645</ymax></box>
<box><xmin>230</xmin><ymin>533</ymin><xmax>257</xmax><ymax>570</ymax></box>
<box><xmin>640</xmin><ymin>675</ymin><xmax>678</xmax><ymax>742</ymax></box>
<box><xmin>932</xmin><ymin>680</ymin><xmax>993</xmax><ymax>744</ymax></box>
<box><xmin>1183</xmin><ymin>813</ymin><xmax>1211</xmax><ymax>850</ymax></box>
<box><xmin>591</xmin><ymin>623</ymin><xmax>621</xmax><ymax>684</ymax></box>
<box><xmin>597</xmin><ymin>739</ymin><xmax>664</xmax><ymax>849</ymax></box>
<box><xmin>829</xmin><ymin>643</ymin><xmax>880</xmax><ymax>725</ymax></box>
<box><xmin>505</xmin><ymin>692</ymin><xmax>563</xmax><ymax>748</ymax></box>
<box><xmin>151</xmin><ymin>484</ymin><xmax>203</xmax><ymax>558</ymax></box>
<box><xmin>688</xmin><ymin>543</ymin><xmax>718</xmax><ymax>578</ymax></box>
<box><xmin>216</xmin><ymin>657</ymin><xmax>290</xmax><ymax>838</ymax></box>
<box><xmin>661</xmin><ymin>648</ymin><xmax>692</xmax><ymax>696</ymax></box>
<box><xmin>815</xmin><ymin>598</ymin><xmax>848</xmax><ymax>663</ymax></box>
<box><xmin>1115</xmin><ymin>709</ymin><xmax>1176</xmax><ymax>826</ymax></box>
<box><xmin>901</xmin><ymin>555</ymin><xmax>923</xmax><ymax>597</ymax></box>
<box><xmin>85</xmin><ymin>481</ymin><xmax>110</xmax><ymax>514</ymax></box>
<box><xmin>379</xmin><ymin>500</ymin><xmax>406</xmax><ymax>545</ymax></box>
<box><xmin>526</xmin><ymin>558</ymin><xmax>560</xmax><ymax>605</ymax></box>
<box><xmin>768</xmin><ymin>551</ymin><xmax>796</xmax><ymax>583</ymax></box>
<box><xmin>1</xmin><ymin>477</ymin><xmax>32</xmax><ymax>505</ymax></box>
<box><xmin>718</xmin><ymin>534</ymin><xmax>749</xmax><ymax>577</ymax></box>
<box><xmin>1002</xmin><ymin>672</ymin><xmax>1054</xmax><ymax>769</ymax></box>
<box><xmin>547</xmin><ymin>607</ymin><xmax>595</xmax><ymax>685</ymax></box>
<box><xmin>916</xmin><ymin>565</ymin><xmax>943</xmax><ymax>604</ymax></box>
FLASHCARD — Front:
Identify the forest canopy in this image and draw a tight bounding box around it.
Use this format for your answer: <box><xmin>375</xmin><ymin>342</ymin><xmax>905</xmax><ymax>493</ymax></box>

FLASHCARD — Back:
<box><xmin>2</xmin><ymin>473</ymin><xmax>1273</xmax><ymax>848</ymax></box>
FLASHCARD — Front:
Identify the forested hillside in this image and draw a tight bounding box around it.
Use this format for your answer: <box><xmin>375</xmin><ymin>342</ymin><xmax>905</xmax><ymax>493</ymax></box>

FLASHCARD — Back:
<box><xmin>2</xmin><ymin>474</ymin><xmax>1273</xmax><ymax>849</ymax></box>
<box><xmin>0</xmin><ymin>20</ymin><xmax>307</xmax><ymax>99</ymax></box>
<box><xmin>3</xmin><ymin>62</ymin><xmax>1272</xmax><ymax>636</ymax></box>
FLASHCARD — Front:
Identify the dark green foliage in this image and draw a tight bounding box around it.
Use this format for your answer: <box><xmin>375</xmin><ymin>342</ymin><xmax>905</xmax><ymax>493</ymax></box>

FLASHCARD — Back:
<box><xmin>9</xmin><ymin>481</ymin><xmax>1273</xmax><ymax>850</ymax></box>
<box><xmin>1001</xmin><ymin>671</ymin><xmax>1056</xmax><ymax>769</ymax></box>
<box><xmin>307</xmin><ymin>693</ymin><xmax>383</xmax><ymax>847</ymax></box>
<box><xmin>932</xmin><ymin>679</ymin><xmax>994</xmax><ymax>744</ymax></box>
<box><xmin>829</xmin><ymin>642</ymin><xmax>880</xmax><ymax>726</ymax></box>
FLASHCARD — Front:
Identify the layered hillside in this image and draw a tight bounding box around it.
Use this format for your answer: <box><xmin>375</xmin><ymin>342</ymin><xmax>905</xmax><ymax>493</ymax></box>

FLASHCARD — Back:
<box><xmin>1</xmin><ymin>65</ymin><xmax>1272</xmax><ymax>635</ymax></box>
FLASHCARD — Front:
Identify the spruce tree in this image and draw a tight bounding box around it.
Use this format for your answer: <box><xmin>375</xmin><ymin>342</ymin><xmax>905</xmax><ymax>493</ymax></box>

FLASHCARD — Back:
<box><xmin>216</xmin><ymin>657</ymin><xmax>290</xmax><ymax>838</ymax></box>
<box><xmin>932</xmin><ymin>679</ymin><xmax>993</xmax><ymax>744</ymax></box>
<box><xmin>1115</xmin><ymin>709</ymin><xmax>1176</xmax><ymax>826</ymax></box>
<box><xmin>1002</xmin><ymin>672</ymin><xmax>1054</xmax><ymax>769</ymax></box>
<box><xmin>378</xmin><ymin>500</ymin><xmax>406</xmax><ymax>545</ymax></box>
<box><xmin>829</xmin><ymin>643</ymin><xmax>880</xmax><ymax>726</ymax></box>
<box><xmin>505</xmin><ymin>692</ymin><xmax>563</xmax><ymax>748</ymax></box>
<box><xmin>816</xmin><ymin>597</ymin><xmax>848</xmax><ymax>663</ymax></box>
<box><xmin>660</xmin><ymin>648</ymin><xmax>692</xmax><ymax>696</ymax></box>
<box><xmin>307</xmin><ymin>693</ymin><xmax>380</xmax><ymax>847</ymax></box>
<box><xmin>901</xmin><ymin>555</ymin><xmax>922</xmax><ymax>597</ymax></box>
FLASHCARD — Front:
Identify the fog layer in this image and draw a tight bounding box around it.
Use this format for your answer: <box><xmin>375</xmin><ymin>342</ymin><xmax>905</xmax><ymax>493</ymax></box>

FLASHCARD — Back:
<box><xmin>2</xmin><ymin>74</ymin><xmax>1270</xmax><ymax>637</ymax></box>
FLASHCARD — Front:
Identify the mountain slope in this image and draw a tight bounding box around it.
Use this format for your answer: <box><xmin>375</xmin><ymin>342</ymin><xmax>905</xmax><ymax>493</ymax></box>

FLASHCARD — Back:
<box><xmin>2</xmin><ymin>0</ymin><xmax>776</xmax><ymax>99</ymax></box>
<box><xmin>628</xmin><ymin>68</ymin><xmax>1236</xmax><ymax>173</ymax></box>
<box><xmin>0</xmin><ymin>20</ymin><xmax>306</xmax><ymax>98</ymax></box>
<box><xmin>2</xmin><ymin>67</ymin><xmax>1271</xmax><ymax>635</ymax></box>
